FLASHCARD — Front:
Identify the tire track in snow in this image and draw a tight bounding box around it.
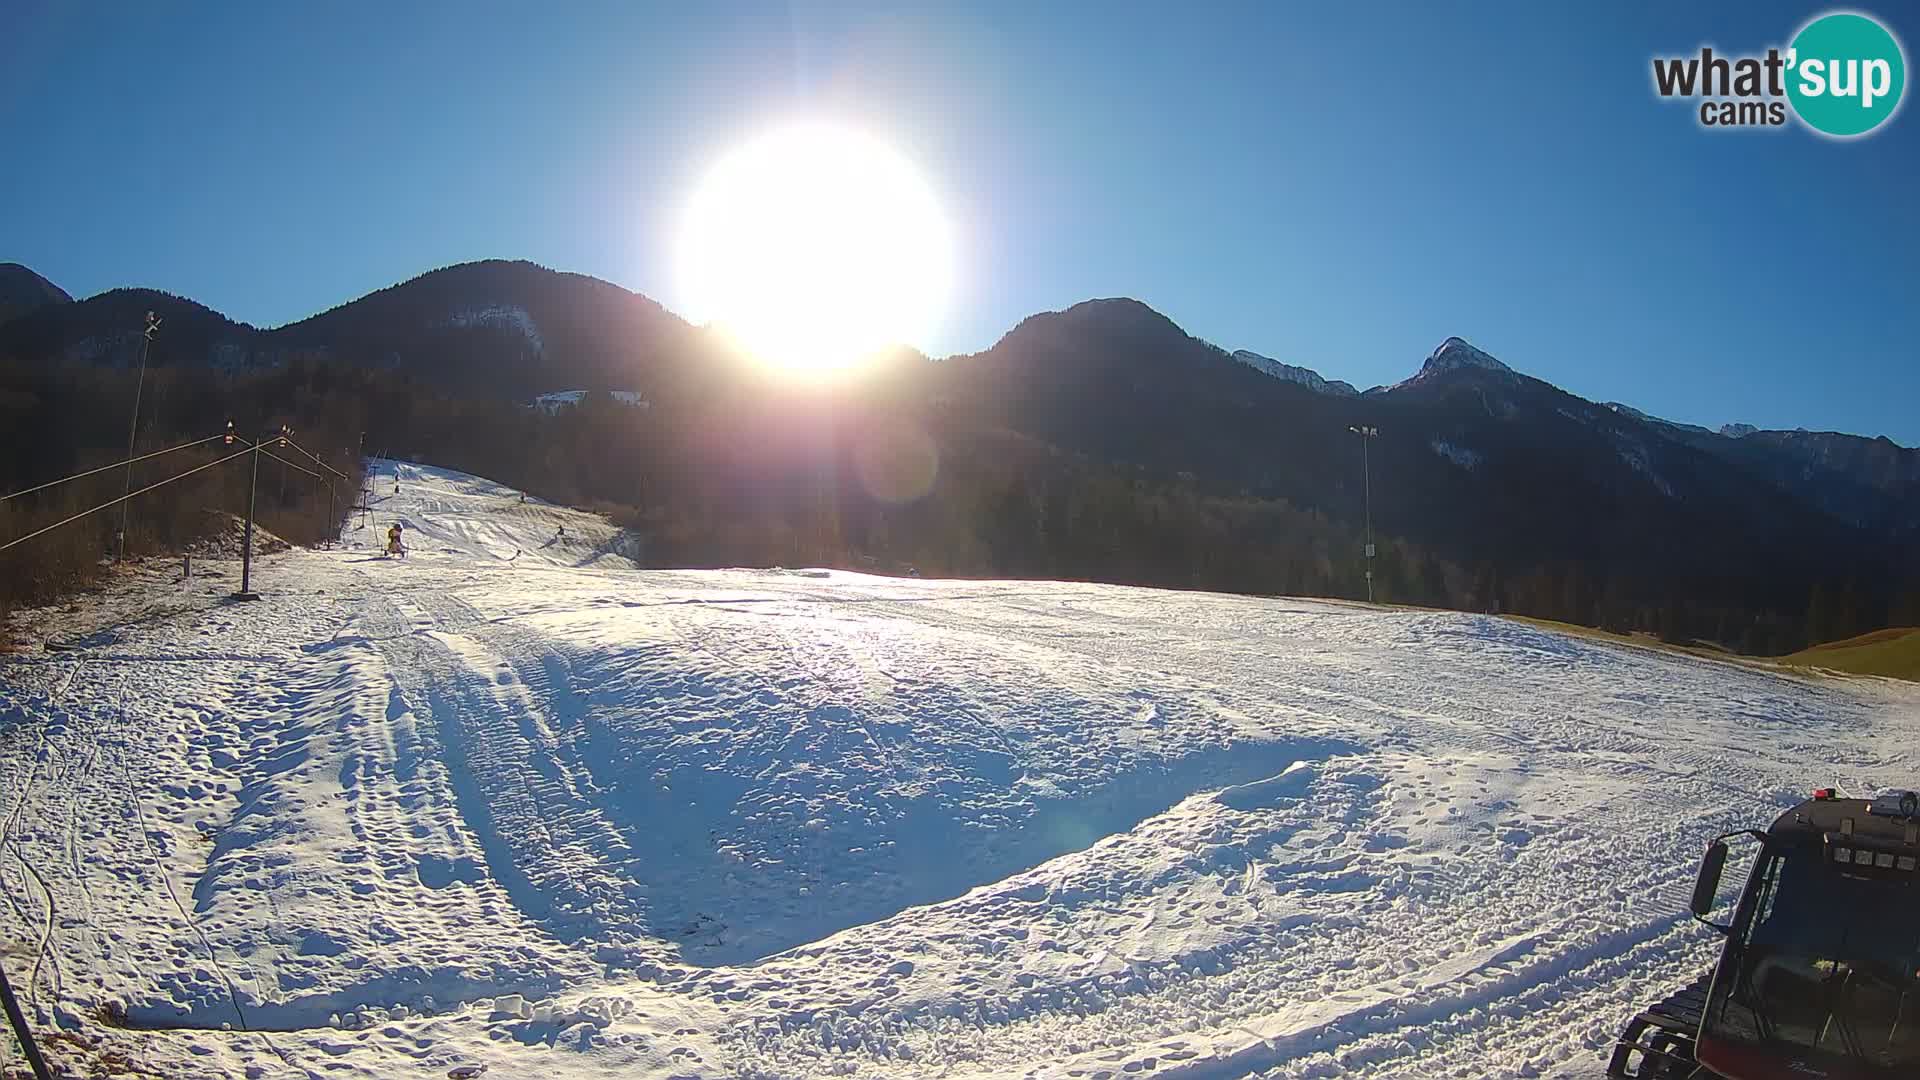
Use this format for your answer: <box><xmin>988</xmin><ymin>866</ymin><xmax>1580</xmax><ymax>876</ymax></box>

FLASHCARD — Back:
<box><xmin>0</xmin><ymin>646</ymin><xmax>105</xmax><ymax>1014</ymax></box>
<box><xmin>372</xmin><ymin>584</ymin><xmax>639</xmax><ymax>943</ymax></box>
<box><xmin>117</xmin><ymin>687</ymin><xmax>251</xmax><ymax>1033</ymax></box>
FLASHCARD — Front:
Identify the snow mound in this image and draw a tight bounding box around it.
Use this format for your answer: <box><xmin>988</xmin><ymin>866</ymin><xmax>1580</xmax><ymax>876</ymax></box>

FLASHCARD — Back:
<box><xmin>1215</xmin><ymin>761</ymin><xmax>1316</xmax><ymax>810</ymax></box>
<box><xmin>184</xmin><ymin>510</ymin><xmax>291</xmax><ymax>557</ymax></box>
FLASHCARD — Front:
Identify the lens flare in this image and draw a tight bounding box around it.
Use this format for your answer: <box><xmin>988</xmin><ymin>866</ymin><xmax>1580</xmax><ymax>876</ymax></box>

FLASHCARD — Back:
<box><xmin>854</xmin><ymin>418</ymin><xmax>940</xmax><ymax>503</ymax></box>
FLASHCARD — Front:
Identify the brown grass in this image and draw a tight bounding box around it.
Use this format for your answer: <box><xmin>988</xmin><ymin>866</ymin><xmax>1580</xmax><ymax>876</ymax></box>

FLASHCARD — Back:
<box><xmin>1799</xmin><ymin>626</ymin><xmax>1915</xmax><ymax>652</ymax></box>
<box><xmin>1784</xmin><ymin>627</ymin><xmax>1920</xmax><ymax>682</ymax></box>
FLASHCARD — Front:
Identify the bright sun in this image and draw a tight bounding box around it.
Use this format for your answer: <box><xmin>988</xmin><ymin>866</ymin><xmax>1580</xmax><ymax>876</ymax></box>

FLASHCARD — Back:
<box><xmin>677</xmin><ymin>121</ymin><xmax>953</xmax><ymax>374</ymax></box>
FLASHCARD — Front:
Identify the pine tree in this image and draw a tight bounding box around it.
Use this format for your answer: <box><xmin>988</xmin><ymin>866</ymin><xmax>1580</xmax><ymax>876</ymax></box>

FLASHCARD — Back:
<box><xmin>1894</xmin><ymin>577</ymin><xmax>1920</xmax><ymax>628</ymax></box>
<box><xmin>1806</xmin><ymin>582</ymin><xmax>1836</xmax><ymax>646</ymax></box>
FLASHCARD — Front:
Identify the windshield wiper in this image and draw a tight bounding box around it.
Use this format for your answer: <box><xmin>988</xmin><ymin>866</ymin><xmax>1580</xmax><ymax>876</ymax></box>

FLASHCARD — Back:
<box><xmin>1848</xmin><ymin>964</ymin><xmax>1918</xmax><ymax>1065</ymax></box>
<box><xmin>1731</xmin><ymin>945</ymin><xmax>1780</xmax><ymax>1044</ymax></box>
<box><xmin>1815</xmin><ymin>965</ymin><xmax>1870</xmax><ymax>1060</ymax></box>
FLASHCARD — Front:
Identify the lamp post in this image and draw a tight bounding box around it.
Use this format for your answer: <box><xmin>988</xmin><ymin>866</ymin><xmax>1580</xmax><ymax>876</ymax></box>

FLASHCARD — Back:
<box><xmin>0</xmin><ymin>955</ymin><xmax>51</xmax><ymax>1080</ymax></box>
<box><xmin>234</xmin><ymin>424</ymin><xmax>287</xmax><ymax>601</ymax></box>
<box><xmin>1348</xmin><ymin>425</ymin><xmax>1379</xmax><ymax>603</ymax></box>
<box><xmin>117</xmin><ymin>311</ymin><xmax>161</xmax><ymax>560</ymax></box>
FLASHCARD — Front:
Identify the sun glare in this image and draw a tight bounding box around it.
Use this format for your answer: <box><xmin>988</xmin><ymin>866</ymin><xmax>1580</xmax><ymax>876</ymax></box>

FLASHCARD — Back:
<box><xmin>677</xmin><ymin>121</ymin><xmax>953</xmax><ymax>374</ymax></box>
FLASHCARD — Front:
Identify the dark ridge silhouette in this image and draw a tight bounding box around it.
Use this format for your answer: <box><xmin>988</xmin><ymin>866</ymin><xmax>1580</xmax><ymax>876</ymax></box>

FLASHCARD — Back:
<box><xmin>3</xmin><ymin>260</ymin><xmax>1914</xmax><ymax>650</ymax></box>
<box><xmin>0</xmin><ymin>262</ymin><xmax>74</xmax><ymax>326</ymax></box>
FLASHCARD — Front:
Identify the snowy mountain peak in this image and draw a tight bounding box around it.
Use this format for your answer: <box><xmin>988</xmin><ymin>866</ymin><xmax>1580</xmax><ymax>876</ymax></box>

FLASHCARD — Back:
<box><xmin>1389</xmin><ymin>336</ymin><xmax>1520</xmax><ymax>392</ymax></box>
<box><xmin>1604</xmin><ymin>401</ymin><xmax>1713</xmax><ymax>437</ymax></box>
<box><xmin>1721</xmin><ymin>422</ymin><xmax>1757</xmax><ymax>438</ymax></box>
<box><xmin>1420</xmin><ymin>337</ymin><xmax>1513</xmax><ymax>378</ymax></box>
<box><xmin>1229</xmin><ymin>350</ymin><xmax>1359</xmax><ymax>397</ymax></box>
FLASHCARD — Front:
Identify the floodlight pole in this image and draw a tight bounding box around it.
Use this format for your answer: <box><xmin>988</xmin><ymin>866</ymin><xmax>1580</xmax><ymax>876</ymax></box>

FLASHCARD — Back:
<box><xmin>0</xmin><ymin>955</ymin><xmax>52</xmax><ymax>1080</ymax></box>
<box><xmin>117</xmin><ymin>312</ymin><xmax>161</xmax><ymax>560</ymax></box>
<box><xmin>1349</xmin><ymin>425</ymin><xmax>1378</xmax><ymax>603</ymax></box>
<box><xmin>238</xmin><ymin>434</ymin><xmax>261</xmax><ymax>598</ymax></box>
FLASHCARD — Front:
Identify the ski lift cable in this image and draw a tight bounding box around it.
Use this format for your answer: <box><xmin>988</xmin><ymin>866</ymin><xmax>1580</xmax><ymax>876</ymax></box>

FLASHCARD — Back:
<box><xmin>228</xmin><ymin>433</ymin><xmax>315</xmax><ymax>467</ymax></box>
<box><xmin>241</xmin><ymin>444</ymin><xmax>323</xmax><ymax>482</ymax></box>
<box><xmin>0</xmin><ymin>446</ymin><xmax>254</xmax><ymax>554</ymax></box>
<box><xmin>275</xmin><ymin>435</ymin><xmax>351</xmax><ymax>480</ymax></box>
<box><xmin>0</xmin><ymin>433</ymin><xmax>226</xmax><ymax>505</ymax></box>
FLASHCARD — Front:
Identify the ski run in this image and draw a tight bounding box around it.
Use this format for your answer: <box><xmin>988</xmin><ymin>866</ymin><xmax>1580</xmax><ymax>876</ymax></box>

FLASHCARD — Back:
<box><xmin>0</xmin><ymin>462</ymin><xmax>1914</xmax><ymax>1079</ymax></box>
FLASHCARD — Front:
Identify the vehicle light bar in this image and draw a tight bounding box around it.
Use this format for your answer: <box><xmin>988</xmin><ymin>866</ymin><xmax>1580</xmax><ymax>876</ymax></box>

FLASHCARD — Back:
<box><xmin>1813</xmin><ymin>788</ymin><xmax>1837</xmax><ymax>800</ymax></box>
<box><xmin>1829</xmin><ymin>840</ymin><xmax>1920</xmax><ymax>876</ymax></box>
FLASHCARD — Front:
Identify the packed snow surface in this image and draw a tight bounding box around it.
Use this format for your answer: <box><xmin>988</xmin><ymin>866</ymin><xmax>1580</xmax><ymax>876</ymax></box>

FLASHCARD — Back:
<box><xmin>1</xmin><ymin>462</ymin><xmax>1915</xmax><ymax>1079</ymax></box>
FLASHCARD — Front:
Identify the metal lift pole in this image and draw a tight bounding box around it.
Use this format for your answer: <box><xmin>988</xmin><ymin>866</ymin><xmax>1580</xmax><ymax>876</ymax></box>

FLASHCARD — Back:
<box><xmin>237</xmin><ymin>434</ymin><xmax>261</xmax><ymax>600</ymax></box>
<box><xmin>0</xmin><ymin>957</ymin><xmax>53</xmax><ymax>1080</ymax></box>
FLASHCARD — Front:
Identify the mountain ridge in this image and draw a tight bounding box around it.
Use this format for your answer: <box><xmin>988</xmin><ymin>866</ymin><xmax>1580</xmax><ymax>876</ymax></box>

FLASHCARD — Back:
<box><xmin>0</xmin><ymin>262</ymin><xmax>73</xmax><ymax>326</ymax></box>
<box><xmin>1229</xmin><ymin>349</ymin><xmax>1359</xmax><ymax>397</ymax></box>
<box><xmin>3</xmin><ymin>263</ymin><xmax>1911</xmax><ymax>535</ymax></box>
<box><xmin>4</xmin><ymin>256</ymin><xmax>1916</xmax><ymax>651</ymax></box>
<box><xmin>2</xmin><ymin>259</ymin><xmax>1911</xmax><ymax>451</ymax></box>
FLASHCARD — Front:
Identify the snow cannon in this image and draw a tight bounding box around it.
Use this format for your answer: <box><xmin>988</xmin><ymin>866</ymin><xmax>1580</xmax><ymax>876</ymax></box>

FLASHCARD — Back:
<box><xmin>1608</xmin><ymin>788</ymin><xmax>1920</xmax><ymax>1077</ymax></box>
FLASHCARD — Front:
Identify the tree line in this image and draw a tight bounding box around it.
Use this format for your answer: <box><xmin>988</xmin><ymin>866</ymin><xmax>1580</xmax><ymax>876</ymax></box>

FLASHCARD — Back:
<box><xmin>0</xmin><ymin>364</ymin><xmax>366</xmax><ymax>622</ymax></box>
<box><xmin>5</xmin><ymin>357</ymin><xmax>1914</xmax><ymax>654</ymax></box>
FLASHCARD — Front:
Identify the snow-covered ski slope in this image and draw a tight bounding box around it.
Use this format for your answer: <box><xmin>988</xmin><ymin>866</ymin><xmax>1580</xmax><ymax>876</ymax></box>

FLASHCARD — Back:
<box><xmin>1</xmin><ymin>461</ymin><xmax>1915</xmax><ymax>1079</ymax></box>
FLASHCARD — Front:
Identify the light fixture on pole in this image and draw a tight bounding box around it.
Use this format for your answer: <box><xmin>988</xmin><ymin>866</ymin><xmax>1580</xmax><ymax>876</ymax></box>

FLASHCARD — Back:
<box><xmin>117</xmin><ymin>311</ymin><xmax>161</xmax><ymax>560</ymax></box>
<box><xmin>1348</xmin><ymin>425</ymin><xmax>1379</xmax><ymax>603</ymax></box>
<box><xmin>234</xmin><ymin>424</ymin><xmax>277</xmax><ymax>601</ymax></box>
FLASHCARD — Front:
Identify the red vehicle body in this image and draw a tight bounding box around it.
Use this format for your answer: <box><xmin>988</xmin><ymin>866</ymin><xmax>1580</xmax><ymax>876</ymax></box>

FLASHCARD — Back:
<box><xmin>1609</xmin><ymin>789</ymin><xmax>1920</xmax><ymax>1078</ymax></box>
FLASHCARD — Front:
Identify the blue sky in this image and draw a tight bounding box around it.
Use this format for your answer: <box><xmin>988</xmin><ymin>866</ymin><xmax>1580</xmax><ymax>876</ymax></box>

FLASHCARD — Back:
<box><xmin>4</xmin><ymin>2</ymin><xmax>1915</xmax><ymax>442</ymax></box>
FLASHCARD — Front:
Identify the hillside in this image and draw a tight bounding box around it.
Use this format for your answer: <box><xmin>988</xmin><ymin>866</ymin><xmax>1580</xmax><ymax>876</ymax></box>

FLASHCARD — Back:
<box><xmin>1</xmin><ymin>462</ymin><xmax>1915</xmax><ymax>1078</ymax></box>
<box><xmin>3</xmin><ymin>261</ymin><xmax>1916</xmax><ymax>651</ymax></box>
<box><xmin>269</xmin><ymin>260</ymin><xmax>710</xmax><ymax>398</ymax></box>
<box><xmin>935</xmin><ymin>301</ymin><xmax>1918</xmax><ymax>644</ymax></box>
<box><xmin>0</xmin><ymin>262</ymin><xmax>71</xmax><ymax>326</ymax></box>
<box><xmin>0</xmin><ymin>260</ymin><xmax>710</xmax><ymax>398</ymax></box>
<box><xmin>0</xmin><ymin>285</ymin><xmax>255</xmax><ymax>370</ymax></box>
<box><xmin>1786</xmin><ymin>627</ymin><xmax>1920</xmax><ymax>681</ymax></box>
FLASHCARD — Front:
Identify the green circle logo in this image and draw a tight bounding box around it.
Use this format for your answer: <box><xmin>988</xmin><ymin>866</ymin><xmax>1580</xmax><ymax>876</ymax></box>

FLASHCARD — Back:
<box><xmin>1787</xmin><ymin>12</ymin><xmax>1906</xmax><ymax>137</ymax></box>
